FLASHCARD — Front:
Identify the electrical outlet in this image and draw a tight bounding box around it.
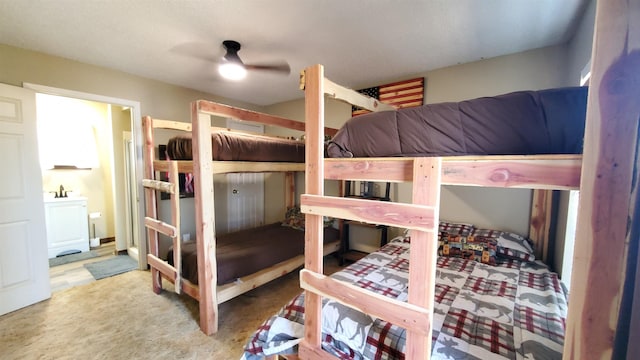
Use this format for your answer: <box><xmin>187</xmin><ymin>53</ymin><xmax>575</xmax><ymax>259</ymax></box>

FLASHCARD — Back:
<box><xmin>183</xmin><ymin>233</ymin><xmax>191</xmax><ymax>241</ymax></box>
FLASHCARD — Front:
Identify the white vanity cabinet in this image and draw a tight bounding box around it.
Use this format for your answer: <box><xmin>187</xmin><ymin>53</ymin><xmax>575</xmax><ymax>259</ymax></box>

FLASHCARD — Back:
<box><xmin>44</xmin><ymin>197</ymin><xmax>90</xmax><ymax>258</ymax></box>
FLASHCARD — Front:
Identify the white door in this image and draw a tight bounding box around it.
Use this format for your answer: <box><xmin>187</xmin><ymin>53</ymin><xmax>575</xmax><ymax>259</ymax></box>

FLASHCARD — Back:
<box><xmin>0</xmin><ymin>83</ymin><xmax>50</xmax><ymax>315</ymax></box>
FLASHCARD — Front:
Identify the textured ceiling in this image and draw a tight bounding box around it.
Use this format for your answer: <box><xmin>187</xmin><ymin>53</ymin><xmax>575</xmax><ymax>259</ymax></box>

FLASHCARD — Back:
<box><xmin>0</xmin><ymin>0</ymin><xmax>588</xmax><ymax>106</ymax></box>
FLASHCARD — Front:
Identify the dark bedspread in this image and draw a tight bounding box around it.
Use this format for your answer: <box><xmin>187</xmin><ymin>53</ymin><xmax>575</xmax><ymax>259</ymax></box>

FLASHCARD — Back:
<box><xmin>168</xmin><ymin>223</ymin><xmax>339</xmax><ymax>285</ymax></box>
<box><xmin>167</xmin><ymin>131</ymin><xmax>304</xmax><ymax>162</ymax></box>
<box><xmin>327</xmin><ymin>87</ymin><xmax>588</xmax><ymax>158</ymax></box>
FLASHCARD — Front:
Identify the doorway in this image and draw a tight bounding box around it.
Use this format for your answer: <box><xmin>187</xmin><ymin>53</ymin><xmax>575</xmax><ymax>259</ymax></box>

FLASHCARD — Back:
<box><xmin>25</xmin><ymin>83</ymin><xmax>146</xmax><ymax>271</ymax></box>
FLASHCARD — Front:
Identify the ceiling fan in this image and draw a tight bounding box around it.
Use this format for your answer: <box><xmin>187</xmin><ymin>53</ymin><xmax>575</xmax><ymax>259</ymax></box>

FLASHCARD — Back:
<box><xmin>218</xmin><ymin>40</ymin><xmax>290</xmax><ymax>80</ymax></box>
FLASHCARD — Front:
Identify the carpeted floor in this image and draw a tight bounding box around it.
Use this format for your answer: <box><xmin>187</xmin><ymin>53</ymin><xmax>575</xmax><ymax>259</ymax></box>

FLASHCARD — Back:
<box><xmin>1</xmin><ymin>255</ymin><xmax>342</xmax><ymax>360</ymax></box>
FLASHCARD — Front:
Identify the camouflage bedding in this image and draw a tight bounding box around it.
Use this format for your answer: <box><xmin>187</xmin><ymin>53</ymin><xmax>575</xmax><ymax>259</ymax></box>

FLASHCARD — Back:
<box><xmin>242</xmin><ymin>236</ymin><xmax>568</xmax><ymax>359</ymax></box>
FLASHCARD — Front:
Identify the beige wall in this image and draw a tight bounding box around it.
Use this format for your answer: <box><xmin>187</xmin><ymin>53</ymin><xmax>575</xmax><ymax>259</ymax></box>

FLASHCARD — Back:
<box><xmin>0</xmin><ymin>44</ymin><xmax>267</xmax><ymax>254</ymax></box>
<box><xmin>0</xmin><ymin>44</ymin><xmax>262</xmax><ymax>120</ymax></box>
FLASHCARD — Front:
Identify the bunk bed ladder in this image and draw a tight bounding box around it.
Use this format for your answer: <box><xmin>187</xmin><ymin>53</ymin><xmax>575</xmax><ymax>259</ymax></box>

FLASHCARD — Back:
<box><xmin>298</xmin><ymin>158</ymin><xmax>441</xmax><ymax>359</ymax></box>
<box><xmin>299</xmin><ymin>64</ymin><xmax>441</xmax><ymax>359</ymax></box>
<box><xmin>142</xmin><ymin>116</ymin><xmax>183</xmax><ymax>295</ymax></box>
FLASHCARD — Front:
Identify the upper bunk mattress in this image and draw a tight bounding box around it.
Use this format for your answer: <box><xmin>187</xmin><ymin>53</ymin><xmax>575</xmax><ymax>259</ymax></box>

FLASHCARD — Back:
<box><xmin>327</xmin><ymin>87</ymin><xmax>588</xmax><ymax>158</ymax></box>
<box><xmin>167</xmin><ymin>131</ymin><xmax>304</xmax><ymax>162</ymax></box>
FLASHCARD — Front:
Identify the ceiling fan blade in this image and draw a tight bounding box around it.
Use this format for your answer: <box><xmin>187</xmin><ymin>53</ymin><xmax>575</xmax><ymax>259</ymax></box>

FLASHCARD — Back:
<box><xmin>244</xmin><ymin>62</ymin><xmax>291</xmax><ymax>75</ymax></box>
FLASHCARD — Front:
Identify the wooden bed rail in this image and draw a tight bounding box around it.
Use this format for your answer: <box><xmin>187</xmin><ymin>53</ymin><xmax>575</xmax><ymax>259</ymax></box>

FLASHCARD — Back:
<box><xmin>324</xmin><ymin>156</ymin><xmax>581</xmax><ymax>190</ymax></box>
<box><xmin>195</xmin><ymin>99</ymin><xmax>339</xmax><ymax>137</ymax></box>
<box><xmin>299</xmin><ymin>70</ymin><xmax>396</xmax><ymax>113</ymax></box>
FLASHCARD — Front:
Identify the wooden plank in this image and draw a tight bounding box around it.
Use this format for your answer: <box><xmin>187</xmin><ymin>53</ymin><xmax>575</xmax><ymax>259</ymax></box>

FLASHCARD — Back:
<box><xmin>324</xmin><ymin>155</ymin><xmax>582</xmax><ymax>190</ymax></box>
<box><xmin>153</xmin><ymin>160</ymin><xmax>194</xmax><ymax>173</ymax></box>
<box><xmin>441</xmin><ymin>158</ymin><xmax>581</xmax><ymax>190</ymax></box>
<box><xmin>153</xmin><ymin>118</ymin><xmax>287</xmax><ymax>138</ymax></box>
<box><xmin>322</xmin><ymin>77</ymin><xmax>395</xmax><ymax>112</ymax></box>
<box><xmin>298</xmin><ymin>343</ymin><xmax>337</xmax><ymax>360</ymax></box>
<box><xmin>154</xmin><ymin>160</ymin><xmax>304</xmax><ymax>174</ymax></box>
<box><xmin>142</xmin><ymin>116</ymin><xmax>162</xmax><ymax>294</ymax></box>
<box><xmin>325</xmin><ymin>158</ymin><xmax>413</xmax><ymax>182</ymax></box>
<box><xmin>159</xmin><ymin>272</ymin><xmax>200</xmax><ymax>301</ymax></box>
<box><xmin>144</xmin><ymin>217</ymin><xmax>177</xmax><ymax>238</ymax></box>
<box><xmin>303</xmin><ymin>64</ymin><xmax>325</xmax><ymax>349</ymax></box>
<box><xmin>141</xmin><ymin>178</ymin><xmax>175</xmax><ymax>193</ymax></box>
<box><xmin>151</xmin><ymin>118</ymin><xmax>192</xmax><ymax>132</ymax></box>
<box><xmin>196</xmin><ymin>99</ymin><xmax>338</xmax><ymax>136</ymax></box>
<box><xmin>191</xmin><ymin>102</ymin><xmax>218</xmax><ymax>335</ymax></box>
<box><xmin>168</xmin><ymin>161</ymin><xmax>181</xmax><ymax>295</ymax></box>
<box><xmin>301</xmin><ymin>194</ymin><xmax>436</xmax><ymax>232</ymax></box>
<box><xmin>564</xmin><ymin>1</ymin><xmax>640</xmax><ymax>359</ymax></box>
<box><xmin>529</xmin><ymin>189</ymin><xmax>553</xmax><ymax>263</ymax></box>
<box><xmin>212</xmin><ymin>161</ymin><xmax>305</xmax><ymax>174</ymax></box>
<box><xmin>147</xmin><ymin>254</ymin><xmax>177</xmax><ymax>281</ymax></box>
<box><xmin>406</xmin><ymin>157</ymin><xmax>441</xmax><ymax>359</ymax></box>
<box><xmin>299</xmin><ymin>269</ymin><xmax>432</xmax><ymax>336</ymax></box>
<box><xmin>285</xmin><ymin>172</ymin><xmax>295</xmax><ymax>209</ymax></box>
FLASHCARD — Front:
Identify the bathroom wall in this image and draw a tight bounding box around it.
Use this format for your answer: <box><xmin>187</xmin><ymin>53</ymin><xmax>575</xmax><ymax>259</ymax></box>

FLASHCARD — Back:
<box><xmin>38</xmin><ymin>94</ymin><xmax>116</xmax><ymax>240</ymax></box>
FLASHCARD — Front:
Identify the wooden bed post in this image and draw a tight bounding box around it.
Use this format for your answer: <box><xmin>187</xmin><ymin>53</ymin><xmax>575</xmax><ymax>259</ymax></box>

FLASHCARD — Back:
<box><xmin>529</xmin><ymin>189</ymin><xmax>554</xmax><ymax>263</ymax></box>
<box><xmin>301</xmin><ymin>64</ymin><xmax>326</xmax><ymax>355</ymax></box>
<box><xmin>191</xmin><ymin>101</ymin><xmax>218</xmax><ymax>335</ymax></box>
<box><xmin>285</xmin><ymin>172</ymin><xmax>295</xmax><ymax>208</ymax></box>
<box><xmin>142</xmin><ymin>116</ymin><xmax>162</xmax><ymax>294</ymax></box>
<box><xmin>406</xmin><ymin>157</ymin><xmax>441</xmax><ymax>359</ymax></box>
<box><xmin>564</xmin><ymin>1</ymin><xmax>640</xmax><ymax>358</ymax></box>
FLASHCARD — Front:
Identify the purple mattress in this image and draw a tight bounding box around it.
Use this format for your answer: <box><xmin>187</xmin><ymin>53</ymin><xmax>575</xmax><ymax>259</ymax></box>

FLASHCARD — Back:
<box><xmin>166</xmin><ymin>131</ymin><xmax>304</xmax><ymax>162</ymax></box>
<box><xmin>167</xmin><ymin>223</ymin><xmax>339</xmax><ymax>285</ymax></box>
<box><xmin>327</xmin><ymin>87</ymin><xmax>588</xmax><ymax>158</ymax></box>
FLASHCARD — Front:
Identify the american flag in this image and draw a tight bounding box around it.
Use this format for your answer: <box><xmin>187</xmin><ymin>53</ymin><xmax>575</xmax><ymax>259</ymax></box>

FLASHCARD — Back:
<box><xmin>352</xmin><ymin>77</ymin><xmax>424</xmax><ymax>116</ymax></box>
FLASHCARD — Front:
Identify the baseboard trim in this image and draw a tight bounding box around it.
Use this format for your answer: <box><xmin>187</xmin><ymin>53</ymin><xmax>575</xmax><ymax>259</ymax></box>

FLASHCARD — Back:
<box><xmin>100</xmin><ymin>237</ymin><xmax>115</xmax><ymax>244</ymax></box>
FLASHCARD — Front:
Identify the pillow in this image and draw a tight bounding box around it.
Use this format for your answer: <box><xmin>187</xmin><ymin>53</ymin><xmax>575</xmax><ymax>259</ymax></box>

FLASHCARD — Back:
<box><xmin>438</xmin><ymin>233</ymin><xmax>497</xmax><ymax>266</ymax></box>
<box><xmin>401</xmin><ymin>221</ymin><xmax>474</xmax><ymax>237</ymax></box>
<box><xmin>282</xmin><ymin>206</ymin><xmax>305</xmax><ymax>230</ymax></box>
<box><xmin>281</xmin><ymin>206</ymin><xmax>334</xmax><ymax>231</ymax></box>
<box><xmin>439</xmin><ymin>221</ymin><xmax>475</xmax><ymax>236</ymax></box>
<box><xmin>473</xmin><ymin>228</ymin><xmax>536</xmax><ymax>262</ymax></box>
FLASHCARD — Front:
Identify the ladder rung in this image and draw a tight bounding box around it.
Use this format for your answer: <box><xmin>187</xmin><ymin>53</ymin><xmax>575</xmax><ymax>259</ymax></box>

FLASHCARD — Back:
<box><xmin>142</xmin><ymin>178</ymin><xmax>175</xmax><ymax>194</ymax></box>
<box><xmin>147</xmin><ymin>254</ymin><xmax>176</xmax><ymax>280</ymax></box>
<box><xmin>301</xmin><ymin>194</ymin><xmax>436</xmax><ymax>232</ymax></box>
<box><xmin>144</xmin><ymin>217</ymin><xmax>177</xmax><ymax>238</ymax></box>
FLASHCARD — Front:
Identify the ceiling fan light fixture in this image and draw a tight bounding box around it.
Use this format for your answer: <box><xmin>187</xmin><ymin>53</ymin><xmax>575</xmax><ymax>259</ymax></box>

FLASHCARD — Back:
<box><xmin>219</xmin><ymin>61</ymin><xmax>247</xmax><ymax>80</ymax></box>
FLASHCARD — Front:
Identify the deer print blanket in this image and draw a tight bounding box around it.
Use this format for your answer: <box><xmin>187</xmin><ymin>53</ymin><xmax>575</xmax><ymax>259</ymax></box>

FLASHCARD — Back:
<box><xmin>242</xmin><ymin>236</ymin><xmax>568</xmax><ymax>359</ymax></box>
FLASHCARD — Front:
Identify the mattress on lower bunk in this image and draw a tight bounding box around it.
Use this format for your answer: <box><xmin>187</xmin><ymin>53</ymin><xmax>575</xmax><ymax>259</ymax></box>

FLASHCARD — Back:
<box><xmin>242</xmin><ymin>236</ymin><xmax>568</xmax><ymax>360</ymax></box>
<box><xmin>327</xmin><ymin>86</ymin><xmax>588</xmax><ymax>158</ymax></box>
<box><xmin>166</xmin><ymin>131</ymin><xmax>304</xmax><ymax>162</ymax></box>
<box><xmin>167</xmin><ymin>223</ymin><xmax>339</xmax><ymax>286</ymax></box>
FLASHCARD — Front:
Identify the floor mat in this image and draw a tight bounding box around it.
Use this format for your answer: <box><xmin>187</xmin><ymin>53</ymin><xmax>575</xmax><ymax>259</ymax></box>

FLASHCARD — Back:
<box><xmin>84</xmin><ymin>255</ymin><xmax>138</xmax><ymax>280</ymax></box>
<box><xmin>49</xmin><ymin>250</ymin><xmax>99</xmax><ymax>267</ymax></box>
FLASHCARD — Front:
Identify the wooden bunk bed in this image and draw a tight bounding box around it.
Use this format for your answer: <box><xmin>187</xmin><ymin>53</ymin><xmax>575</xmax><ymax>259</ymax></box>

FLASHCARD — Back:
<box><xmin>244</xmin><ymin>1</ymin><xmax>640</xmax><ymax>357</ymax></box>
<box><xmin>142</xmin><ymin>102</ymin><xmax>341</xmax><ymax>335</ymax></box>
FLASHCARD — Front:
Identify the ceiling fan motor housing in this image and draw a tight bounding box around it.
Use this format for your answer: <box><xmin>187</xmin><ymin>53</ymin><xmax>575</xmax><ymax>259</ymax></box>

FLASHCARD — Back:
<box><xmin>222</xmin><ymin>40</ymin><xmax>243</xmax><ymax>64</ymax></box>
